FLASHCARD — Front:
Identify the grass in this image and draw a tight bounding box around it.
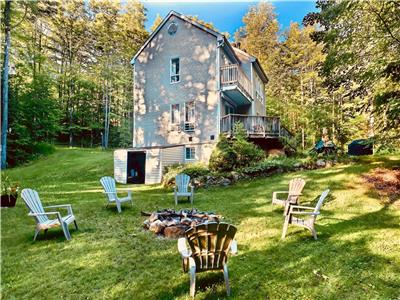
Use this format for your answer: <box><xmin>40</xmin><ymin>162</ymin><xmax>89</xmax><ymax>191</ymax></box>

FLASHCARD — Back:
<box><xmin>1</xmin><ymin>147</ymin><xmax>400</xmax><ymax>299</ymax></box>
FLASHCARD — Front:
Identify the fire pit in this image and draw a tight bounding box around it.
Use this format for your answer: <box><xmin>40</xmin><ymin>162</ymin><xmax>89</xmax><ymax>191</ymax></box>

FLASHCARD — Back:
<box><xmin>141</xmin><ymin>208</ymin><xmax>221</xmax><ymax>239</ymax></box>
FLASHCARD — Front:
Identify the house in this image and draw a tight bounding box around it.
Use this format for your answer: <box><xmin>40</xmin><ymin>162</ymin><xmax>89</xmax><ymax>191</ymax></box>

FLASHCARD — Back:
<box><xmin>114</xmin><ymin>11</ymin><xmax>292</xmax><ymax>184</ymax></box>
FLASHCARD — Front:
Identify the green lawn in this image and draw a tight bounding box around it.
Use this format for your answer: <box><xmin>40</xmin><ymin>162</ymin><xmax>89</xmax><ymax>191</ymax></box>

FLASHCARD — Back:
<box><xmin>1</xmin><ymin>148</ymin><xmax>400</xmax><ymax>299</ymax></box>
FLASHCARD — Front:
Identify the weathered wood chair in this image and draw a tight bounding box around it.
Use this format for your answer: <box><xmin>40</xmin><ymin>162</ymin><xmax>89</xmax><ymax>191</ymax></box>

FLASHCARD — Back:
<box><xmin>174</xmin><ymin>173</ymin><xmax>194</xmax><ymax>205</ymax></box>
<box><xmin>178</xmin><ymin>222</ymin><xmax>238</xmax><ymax>297</ymax></box>
<box><xmin>281</xmin><ymin>189</ymin><xmax>330</xmax><ymax>240</ymax></box>
<box><xmin>21</xmin><ymin>188</ymin><xmax>78</xmax><ymax>241</ymax></box>
<box><xmin>272</xmin><ymin>178</ymin><xmax>306</xmax><ymax>215</ymax></box>
<box><xmin>100</xmin><ymin>176</ymin><xmax>133</xmax><ymax>213</ymax></box>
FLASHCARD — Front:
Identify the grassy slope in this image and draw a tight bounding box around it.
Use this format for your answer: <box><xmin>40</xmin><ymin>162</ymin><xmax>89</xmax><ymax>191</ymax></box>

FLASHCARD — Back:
<box><xmin>1</xmin><ymin>148</ymin><xmax>399</xmax><ymax>300</ymax></box>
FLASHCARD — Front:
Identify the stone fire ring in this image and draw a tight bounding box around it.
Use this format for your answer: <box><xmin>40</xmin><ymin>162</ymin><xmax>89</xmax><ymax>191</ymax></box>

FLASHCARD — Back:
<box><xmin>141</xmin><ymin>208</ymin><xmax>222</xmax><ymax>239</ymax></box>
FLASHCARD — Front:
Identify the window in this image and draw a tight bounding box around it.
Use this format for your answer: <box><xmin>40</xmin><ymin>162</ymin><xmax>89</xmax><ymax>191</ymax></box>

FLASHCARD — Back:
<box><xmin>185</xmin><ymin>147</ymin><xmax>196</xmax><ymax>160</ymax></box>
<box><xmin>170</xmin><ymin>58</ymin><xmax>180</xmax><ymax>83</ymax></box>
<box><xmin>255</xmin><ymin>77</ymin><xmax>264</xmax><ymax>103</ymax></box>
<box><xmin>170</xmin><ymin>104</ymin><xmax>180</xmax><ymax>124</ymax></box>
<box><xmin>184</xmin><ymin>101</ymin><xmax>195</xmax><ymax>131</ymax></box>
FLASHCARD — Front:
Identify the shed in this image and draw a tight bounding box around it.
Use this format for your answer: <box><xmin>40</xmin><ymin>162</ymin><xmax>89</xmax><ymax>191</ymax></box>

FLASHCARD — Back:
<box><xmin>114</xmin><ymin>149</ymin><xmax>164</xmax><ymax>184</ymax></box>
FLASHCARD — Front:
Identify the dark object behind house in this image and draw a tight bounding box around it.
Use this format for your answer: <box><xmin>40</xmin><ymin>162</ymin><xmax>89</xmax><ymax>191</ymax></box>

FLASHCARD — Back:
<box><xmin>348</xmin><ymin>139</ymin><xmax>373</xmax><ymax>156</ymax></box>
<box><xmin>311</xmin><ymin>139</ymin><xmax>337</xmax><ymax>155</ymax></box>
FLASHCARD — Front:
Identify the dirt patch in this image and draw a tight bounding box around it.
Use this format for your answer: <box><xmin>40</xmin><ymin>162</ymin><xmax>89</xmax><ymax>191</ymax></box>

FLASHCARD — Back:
<box><xmin>361</xmin><ymin>167</ymin><xmax>400</xmax><ymax>207</ymax></box>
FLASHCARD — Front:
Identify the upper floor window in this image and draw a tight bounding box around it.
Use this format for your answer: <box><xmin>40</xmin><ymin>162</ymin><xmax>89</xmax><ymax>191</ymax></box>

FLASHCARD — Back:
<box><xmin>170</xmin><ymin>104</ymin><xmax>180</xmax><ymax>125</ymax></box>
<box><xmin>184</xmin><ymin>101</ymin><xmax>195</xmax><ymax>131</ymax></box>
<box><xmin>255</xmin><ymin>77</ymin><xmax>264</xmax><ymax>103</ymax></box>
<box><xmin>170</xmin><ymin>58</ymin><xmax>180</xmax><ymax>83</ymax></box>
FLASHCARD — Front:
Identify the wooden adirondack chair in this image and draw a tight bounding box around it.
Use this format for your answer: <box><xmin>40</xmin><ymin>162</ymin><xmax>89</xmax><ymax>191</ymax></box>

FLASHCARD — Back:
<box><xmin>100</xmin><ymin>176</ymin><xmax>133</xmax><ymax>213</ymax></box>
<box><xmin>178</xmin><ymin>222</ymin><xmax>238</xmax><ymax>297</ymax></box>
<box><xmin>21</xmin><ymin>188</ymin><xmax>78</xmax><ymax>241</ymax></box>
<box><xmin>174</xmin><ymin>173</ymin><xmax>194</xmax><ymax>205</ymax></box>
<box><xmin>272</xmin><ymin>178</ymin><xmax>306</xmax><ymax>215</ymax></box>
<box><xmin>281</xmin><ymin>189</ymin><xmax>330</xmax><ymax>240</ymax></box>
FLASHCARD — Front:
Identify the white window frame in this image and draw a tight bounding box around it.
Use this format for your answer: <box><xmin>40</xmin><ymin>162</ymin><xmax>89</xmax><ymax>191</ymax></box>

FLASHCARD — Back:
<box><xmin>255</xmin><ymin>77</ymin><xmax>264</xmax><ymax>104</ymax></box>
<box><xmin>170</xmin><ymin>57</ymin><xmax>180</xmax><ymax>84</ymax></box>
<box><xmin>184</xmin><ymin>101</ymin><xmax>195</xmax><ymax>132</ymax></box>
<box><xmin>185</xmin><ymin>146</ymin><xmax>196</xmax><ymax>161</ymax></box>
<box><xmin>170</xmin><ymin>103</ymin><xmax>180</xmax><ymax>125</ymax></box>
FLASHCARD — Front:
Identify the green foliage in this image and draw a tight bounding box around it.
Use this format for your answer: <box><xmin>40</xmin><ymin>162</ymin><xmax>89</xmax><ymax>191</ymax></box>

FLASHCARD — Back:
<box><xmin>209</xmin><ymin>123</ymin><xmax>265</xmax><ymax>172</ymax></box>
<box><xmin>0</xmin><ymin>172</ymin><xmax>20</xmax><ymax>196</ymax></box>
<box><xmin>162</xmin><ymin>163</ymin><xmax>209</xmax><ymax>187</ymax></box>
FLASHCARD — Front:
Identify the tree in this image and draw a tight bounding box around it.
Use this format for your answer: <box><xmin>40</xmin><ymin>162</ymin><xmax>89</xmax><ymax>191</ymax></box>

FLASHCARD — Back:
<box><xmin>150</xmin><ymin>13</ymin><xmax>163</xmax><ymax>32</ymax></box>
<box><xmin>306</xmin><ymin>0</ymin><xmax>400</xmax><ymax>148</ymax></box>
<box><xmin>234</xmin><ymin>1</ymin><xmax>280</xmax><ymax>97</ymax></box>
<box><xmin>1</xmin><ymin>0</ymin><xmax>12</xmax><ymax>169</ymax></box>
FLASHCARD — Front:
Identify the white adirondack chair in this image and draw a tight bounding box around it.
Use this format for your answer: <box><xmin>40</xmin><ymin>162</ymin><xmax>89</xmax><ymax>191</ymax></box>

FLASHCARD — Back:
<box><xmin>21</xmin><ymin>188</ymin><xmax>77</xmax><ymax>241</ymax></box>
<box><xmin>272</xmin><ymin>178</ymin><xmax>306</xmax><ymax>215</ymax></box>
<box><xmin>174</xmin><ymin>173</ymin><xmax>194</xmax><ymax>205</ymax></box>
<box><xmin>178</xmin><ymin>223</ymin><xmax>238</xmax><ymax>297</ymax></box>
<box><xmin>100</xmin><ymin>176</ymin><xmax>133</xmax><ymax>213</ymax></box>
<box><xmin>281</xmin><ymin>189</ymin><xmax>330</xmax><ymax>240</ymax></box>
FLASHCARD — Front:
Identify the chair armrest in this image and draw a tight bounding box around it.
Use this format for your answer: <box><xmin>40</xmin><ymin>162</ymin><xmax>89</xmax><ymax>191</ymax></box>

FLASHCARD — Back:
<box><xmin>273</xmin><ymin>191</ymin><xmax>289</xmax><ymax>195</ymax></box>
<box><xmin>290</xmin><ymin>211</ymin><xmax>319</xmax><ymax>216</ymax></box>
<box><xmin>230</xmin><ymin>240</ymin><xmax>238</xmax><ymax>255</ymax></box>
<box><xmin>290</xmin><ymin>205</ymin><xmax>314</xmax><ymax>210</ymax></box>
<box><xmin>44</xmin><ymin>204</ymin><xmax>73</xmax><ymax>215</ymax></box>
<box><xmin>178</xmin><ymin>237</ymin><xmax>191</xmax><ymax>258</ymax></box>
<box><xmin>29</xmin><ymin>211</ymin><xmax>63</xmax><ymax>222</ymax></box>
<box><xmin>288</xmin><ymin>193</ymin><xmax>302</xmax><ymax>197</ymax></box>
<box><xmin>119</xmin><ymin>190</ymin><xmax>132</xmax><ymax>198</ymax></box>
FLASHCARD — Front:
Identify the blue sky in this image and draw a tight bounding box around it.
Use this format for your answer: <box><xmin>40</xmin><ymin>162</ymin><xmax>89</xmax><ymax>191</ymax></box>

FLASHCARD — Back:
<box><xmin>142</xmin><ymin>1</ymin><xmax>317</xmax><ymax>38</ymax></box>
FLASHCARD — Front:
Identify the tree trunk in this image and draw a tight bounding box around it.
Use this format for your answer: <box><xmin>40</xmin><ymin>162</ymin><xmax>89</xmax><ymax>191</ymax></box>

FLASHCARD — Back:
<box><xmin>1</xmin><ymin>0</ymin><xmax>12</xmax><ymax>169</ymax></box>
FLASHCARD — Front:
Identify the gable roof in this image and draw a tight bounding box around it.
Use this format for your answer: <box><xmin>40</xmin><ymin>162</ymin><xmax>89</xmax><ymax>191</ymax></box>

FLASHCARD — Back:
<box><xmin>131</xmin><ymin>10</ymin><xmax>268</xmax><ymax>83</ymax></box>
<box><xmin>131</xmin><ymin>10</ymin><xmax>236</xmax><ymax>64</ymax></box>
<box><xmin>233</xmin><ymin>47</ymin><xmax>268</xmax><ymax>83</ymax></box>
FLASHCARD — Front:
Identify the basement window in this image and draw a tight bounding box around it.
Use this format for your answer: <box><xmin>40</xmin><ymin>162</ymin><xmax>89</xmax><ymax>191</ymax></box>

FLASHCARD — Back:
<box><xmin>185</xmin><ymin>147</ymin><xmax>196</xmax><ymax>161</ymax></box>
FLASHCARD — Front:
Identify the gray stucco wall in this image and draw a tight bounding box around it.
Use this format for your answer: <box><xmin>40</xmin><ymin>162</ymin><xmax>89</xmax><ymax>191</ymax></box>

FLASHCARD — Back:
<box><xmin>134</xmin><ymin>15</ymin><xmax>219</xmax><ymax>149</ymax></box>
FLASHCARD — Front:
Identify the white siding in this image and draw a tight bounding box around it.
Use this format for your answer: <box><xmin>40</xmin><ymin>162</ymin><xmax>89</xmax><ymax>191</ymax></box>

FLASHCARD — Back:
<box><xmin>162</xmin><ymin>146</ymin><xmax>184</xmax><ymax>167</ymax></box>
<box><xmin>145</xmin><ymin>148</ymin><xmax>162</xmax><ymax>184</ymax></box>
<box><xmin>114</xmin><ymin>149</ymin><xmax>127</xmax><ymax>184</ymax></box>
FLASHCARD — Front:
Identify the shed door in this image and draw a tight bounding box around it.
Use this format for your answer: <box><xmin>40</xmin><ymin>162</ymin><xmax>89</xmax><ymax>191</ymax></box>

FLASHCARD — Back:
<box><xmin>127</xmin><ymin>152</ymin><xmax>146</xmax><ymax>184</ymax></box>
<box><xmin>114</xmin><ymin>149</ymin><xmax>127</xmax><ymax>184</ymax></box>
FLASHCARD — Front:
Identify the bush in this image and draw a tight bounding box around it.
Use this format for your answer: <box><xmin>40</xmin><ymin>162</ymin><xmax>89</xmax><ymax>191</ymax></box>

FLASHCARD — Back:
<box><xmin>162</xmin><ymin>163</ymin><xmax>209</xmax><ymax>187</ymax></box>
<box><xmin>209</xmin><ymin>123</ymin><xmax>265</xmax><ymax>172</ymax></box>
<box><xmin>34</xmin><ymin>142</ymin><xmax>56</xmax><ymax>156</ymax></box>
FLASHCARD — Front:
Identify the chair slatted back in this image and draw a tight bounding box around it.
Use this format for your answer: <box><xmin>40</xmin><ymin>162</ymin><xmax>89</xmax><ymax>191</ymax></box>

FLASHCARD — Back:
<box><xmin>21</xmin><ymin>189</ymin><xmax>48</xmax><ymax>224</ymax></box>
<box><xmin>186</xmin><ymin>223</ymin><xmax>237</xmax><ymax>272</ymax></box>
<box><xmin>288</xmin><ymin>178</ymin><xmax>306</xmax><ymax>202</ymax></box>
<box><xmin>100</xmin><ymin>176</ymin><xmax>117</xmax><ymax>201</ymax></box>
<box><xmin>314</xmin><ymin>189</ymin><xmax>330</xmax><ymax>214</ymax></box>
<box><xmin>176</xmin><ymin>174</ymin><xmax>190</xmax><ymax>193</ymax></box>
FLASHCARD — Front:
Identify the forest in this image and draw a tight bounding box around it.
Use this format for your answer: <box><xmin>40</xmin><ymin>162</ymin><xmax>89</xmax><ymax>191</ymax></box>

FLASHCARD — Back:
<box><xmin>1</xmin><ymin>0</ymin><xmax>399</xmax><ymax>168</ymax></box>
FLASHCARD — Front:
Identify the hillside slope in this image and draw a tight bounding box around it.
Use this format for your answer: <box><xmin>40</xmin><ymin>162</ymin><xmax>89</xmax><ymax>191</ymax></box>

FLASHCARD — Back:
<box><xmin>2</xmin><ymin>148</ymin><xmax>399</xmax><ymax>299</ymax></box>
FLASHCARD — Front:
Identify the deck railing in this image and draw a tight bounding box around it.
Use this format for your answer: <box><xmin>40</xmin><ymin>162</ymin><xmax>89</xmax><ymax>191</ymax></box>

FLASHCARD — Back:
<box><xmin>220</xmin><ymin>114</ymin><xmax>295</xmax><ymax>141</ymax></box>
<box><xmin>220</xmin><ymin>64</ymin><xmax>252</xmax><ymax>99</ymax></box>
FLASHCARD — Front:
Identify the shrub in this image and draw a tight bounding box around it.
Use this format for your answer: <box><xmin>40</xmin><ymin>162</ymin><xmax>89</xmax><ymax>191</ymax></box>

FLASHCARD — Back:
<box><xmin>209</xmin><ymin>123</ymin><xmax>265</xmax><ymax>172</ymax></box>
<box><xmin>162</xmin><ymin>163</ymin><xmax>209</xmax><ymax>187</ymax></box>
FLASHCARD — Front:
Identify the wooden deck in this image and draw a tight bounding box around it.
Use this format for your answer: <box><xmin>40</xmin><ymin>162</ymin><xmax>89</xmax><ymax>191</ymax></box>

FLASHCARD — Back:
<box><xmin>220</xmin><ymin>114</ymin><xmax>293</xmax><ymax>140</ymax></box>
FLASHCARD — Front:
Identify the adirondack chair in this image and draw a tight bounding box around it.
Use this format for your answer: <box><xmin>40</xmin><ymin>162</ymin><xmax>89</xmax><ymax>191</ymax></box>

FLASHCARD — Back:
<box><xmin>272</xmin><ymin>178</ymin><xmax>306</xmax><ymax>215</ymax></box>
<box><xmin>21</xmin><ymin>189</ymin><xmax>78</xmax><ymax>241</ymax></box>
<box><xmin>178</xmin><ymin>222</ymin><xmax>238</xmax><ymax>297</ymax></box>
<box><xmin>281</xmin><ymin>189</ymin><xmax>330</xmax><ymax>240</ymax></box>
<box><xmin>174</xmin><ymin>173</ymin><xmax>194</xmax><ymax>205</ymax></box>
<box><xmin>100</xmin><ymin>176</ymin><xmax>133</xmax><ymax>213</ymax></box>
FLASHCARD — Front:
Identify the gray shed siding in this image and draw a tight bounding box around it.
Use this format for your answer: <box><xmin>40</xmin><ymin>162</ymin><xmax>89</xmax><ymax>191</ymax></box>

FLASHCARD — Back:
<box><xmin>134</xmin><ymin>15</ymin><xmax>219</xmax><ymax>149</ymax></box>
